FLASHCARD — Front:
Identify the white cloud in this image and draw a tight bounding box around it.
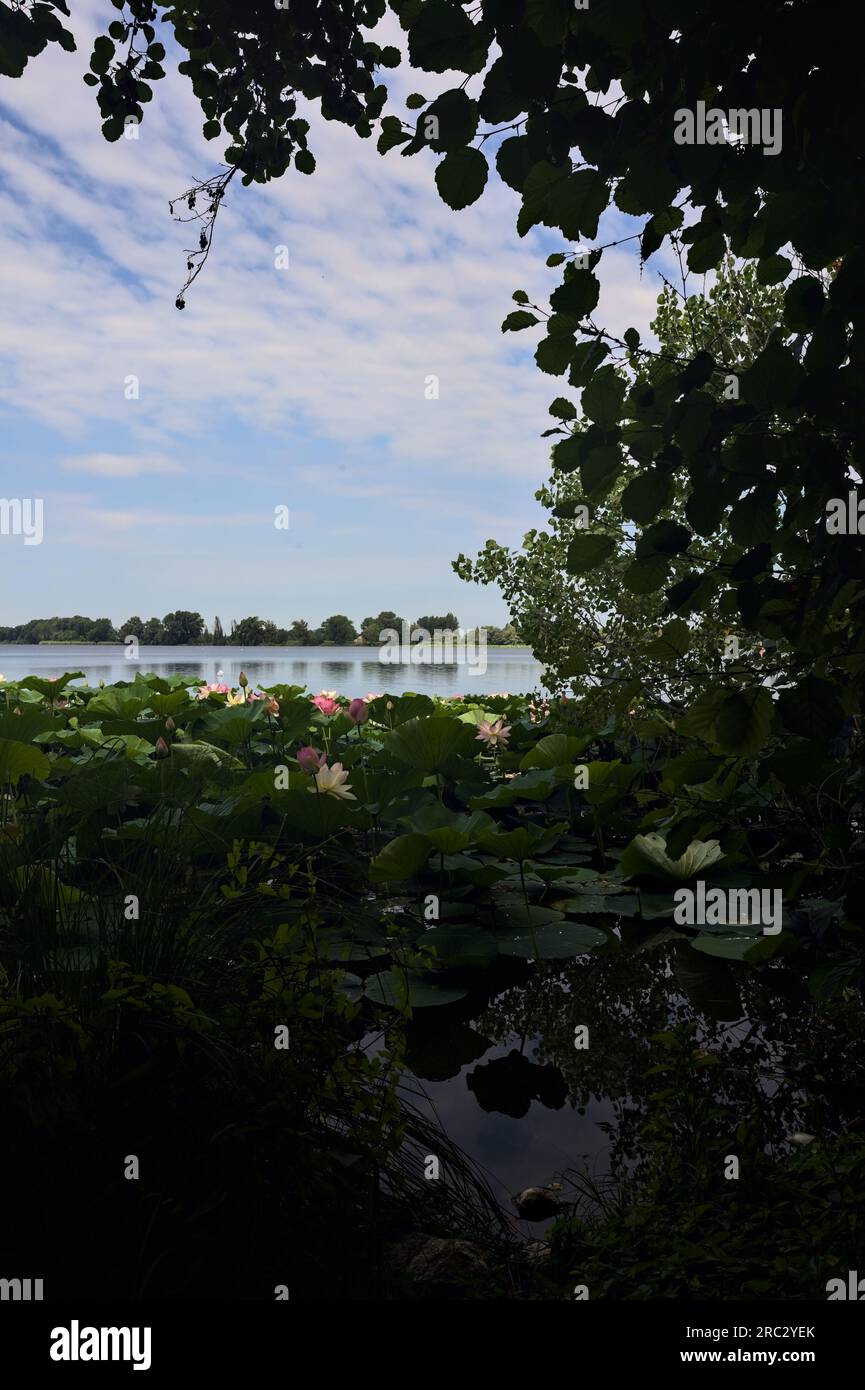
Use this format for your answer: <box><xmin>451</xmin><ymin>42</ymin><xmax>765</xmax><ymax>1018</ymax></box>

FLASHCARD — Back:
<box><xmin>59</xmin><ymin>452</ymin><xmax>185</xmax><ymax>478</ymax></box>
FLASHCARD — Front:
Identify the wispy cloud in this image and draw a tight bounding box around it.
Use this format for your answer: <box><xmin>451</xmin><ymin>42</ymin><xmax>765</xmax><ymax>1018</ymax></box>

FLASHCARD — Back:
<box><xmin>0</xmin><ymin>0</ymin><xmax>669</xmax><ymax>627</ymax></box>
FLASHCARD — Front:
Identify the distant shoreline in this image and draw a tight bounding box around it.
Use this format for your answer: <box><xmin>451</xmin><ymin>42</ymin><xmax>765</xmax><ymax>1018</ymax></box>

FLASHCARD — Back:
<box><xmin>0</xmin><ymin>641</ymin><xmax>533</xmax><ymax>650</ymax></box>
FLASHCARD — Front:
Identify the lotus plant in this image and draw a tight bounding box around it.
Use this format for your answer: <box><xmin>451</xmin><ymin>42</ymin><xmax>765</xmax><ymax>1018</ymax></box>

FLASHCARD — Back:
<box><xmin>476</xmin><ymin>718</ymin><xmax>512</xmax><ymax>750</ymax></box>
<box><xmin>307</xmin><ymin>760</ymin><xmax>357</xmax><ymax>801</ymax></box>
<box><xmin>311</xmin><ymin>691</ymin><xmax>340</xmax><ymax>716</ymax></box>
<box><xmin>297</xmin><ymin>746</ymin><xmax>326</xmax><ymax>774</ymax></box>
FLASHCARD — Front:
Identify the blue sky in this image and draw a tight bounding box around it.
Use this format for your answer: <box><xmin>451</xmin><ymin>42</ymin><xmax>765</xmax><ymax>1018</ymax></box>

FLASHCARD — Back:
<box><xmin>0</xmin><ymin>2</ymin><xmax>665</xmax><ymax>632</ymax></box>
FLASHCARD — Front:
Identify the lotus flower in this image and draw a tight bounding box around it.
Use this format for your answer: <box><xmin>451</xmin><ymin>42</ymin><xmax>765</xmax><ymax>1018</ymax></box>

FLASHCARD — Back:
<box><xmin>297</xmin><ymin>745</ymin><xmax>326</xmax><ymax>773</ymax></box>
<box><xmin>347</xmin><ymin>698</ymin><xmax>369</xmax><ymax>724</ymax></box>
<box><xmin>623</xmin><ymin>832</ymin><xmax>725</xmax><ymax>882</ymax></box>
<box><xmin>263</xmin><ymin>697</ymin><xmax>280</xmax><ymax>716</ymax></box>
<box><xmin>476</xmin><ymin>718</ymin><xmax>512</xmax><ymax>749</ymax></box>
<box><xmin>197</xmin><ymin>681</ymin><xmax>230</xmax><ymax>699</ymax></box>
<box><xmin>363</xmin><ymin>691</ymin><xmax>383</xmax><ymax>702</ymax></box>
<box><xmin>307</xmin><ymin>760</ymin><xmax>357</xmax><ymax>800</ymax></box>
<box><xmin>311</xmin><ymin>692</ymin><xmax>340</xmax><ymax>715</ymax></box>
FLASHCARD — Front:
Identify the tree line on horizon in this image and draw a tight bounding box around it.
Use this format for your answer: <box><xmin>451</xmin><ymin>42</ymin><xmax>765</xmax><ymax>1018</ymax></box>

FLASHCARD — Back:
<box><xmin>0</xmin><ymin>611</ymin><xmax>524</xmax><ymax>647</ymax></box>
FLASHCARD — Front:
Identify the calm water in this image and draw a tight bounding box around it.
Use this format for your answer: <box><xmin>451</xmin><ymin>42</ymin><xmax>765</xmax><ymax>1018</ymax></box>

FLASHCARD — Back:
<box><xmin>0</xmin><ymin>644</ymin><xmax>546</xmax><ymax>697</ymax></box>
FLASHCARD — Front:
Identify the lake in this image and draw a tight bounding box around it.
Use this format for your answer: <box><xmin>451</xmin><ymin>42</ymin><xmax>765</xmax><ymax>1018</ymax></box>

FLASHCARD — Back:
<box><xmin>0</xmin><ymin>643</ymin><xmax>546</xmax><ymax>698</ymax></box>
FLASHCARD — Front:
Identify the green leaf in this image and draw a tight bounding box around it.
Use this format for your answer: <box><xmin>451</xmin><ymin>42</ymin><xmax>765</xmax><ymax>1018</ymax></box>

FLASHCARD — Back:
<box><xmin>387</xmin><ymin>715</ymin><xmax>476</xmax><ymax>772</ymax></box>
<box><xmin>435</xmin><ymin>146</ymin><xmax>488</xmax><ymax>209</ymax></box>
<box><xmin>756</xmin><ymin>254</ymin><xmax>791</xmax><ymax>286</ymax></box>
<box><xmin>565</xmin><ymin>532</ymin><xmax>616</xmax><ymax>573</ymax></box>
<box><xmin>714</xmin><ymin>687</ymin><xmax>774</xmax><ymax>756</ymax></box>
<box><xmin>425</xmin><ymin>88</ymin><xmax>479</xmax><ymax>149</ymax></box>
<box><xmin>549</xmin><ymin>271</ymin><xmax>600</xmax><ymax>318</ymax></box>
<box><xmin>580</xmin><ymin>365</ymin><xmax>627</xmax><ymax>429</ymax></box>
<box><xmin>740</xmin><ymin>341</ymin><xmax>805</xmax><ymax>409</ymax></box>
<box><xmin>364</xmin><ymin>970</ymin><xmax>467</xmax><ymax>1008</ymax></box>
<box><xmin>369</xmin><ymin>832</ymin><xmax>431</xmax><ymax>883</ymax></box>
<box><xmin>0</xmin><ymin>738</ymin><xmax>51</xmax><ymax>784</ymax></box>
<box><xmin>783</xmin><ymin>276</ymin><xmax>826</xmax><ymax>332</ymax></box>
<box><xmin>502</xmin><ymin>309</ymin><xmax>539</xmax><ymax>331</ymax></box>
<box><xmin>419</xmin><ymin>925</ymin><xmax>498</xmax><ymax>967</ymax></box>
<box><xmin>623</xmin><ymin>556</ymin><xmax>670</xmax><ymax>594</ymax></box>
<box><xmin>621</xmin><ymin>469</ymin><xmax>671</xmax><ymax>524</ymax></box>
<box><xmin>498</xmin><ymin>921</ymin><xmax>607</xmax><ymax>958</ymax></box>
<box><xmin>407</xmin><ymin>0</ymin><xmax>488</xmax><ymax>75</ymax></box>
<box><xmin>536</xmin><ymin>334</ymin><xmax>574</xmax><ymax>376</ymax></box>
<box><xmin>646</xmin><ymin>618</ymin><xmax>691</xmax><ymax>661</ymax></box>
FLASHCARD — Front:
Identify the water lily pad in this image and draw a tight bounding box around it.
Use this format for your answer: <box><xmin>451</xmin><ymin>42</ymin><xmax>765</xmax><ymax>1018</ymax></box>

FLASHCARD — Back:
<box><xmin>690</xmin><ymin>933</ymin><xmax>761</xmax><ymax>960</ymax></box>
<box><xmin>363</xmin><ymin>970</ymin><xmax>468</xmax><ymax>1008</ymax></box>
<box><xmin>554</xmin><ymin>893</ymin><xmax>640</xmax><ymax>916</ymax></box>
<box><xmin>498</xmin><ymin>922</ymin><xmax>607</xmax><ymax>959</ymax></box>
<box><xmin>418</xmin><ymin>925</ymin><xmax>498</xmax><ymax>966</ymax></box>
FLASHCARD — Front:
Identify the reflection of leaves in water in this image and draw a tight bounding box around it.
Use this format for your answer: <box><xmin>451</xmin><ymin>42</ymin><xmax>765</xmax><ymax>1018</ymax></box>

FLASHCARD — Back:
<box><xmin>405</xmin><ymin>1021</ymin><xmax>494</xmax><ymax>1083</ymax></box>
<box><xmin>467</xmin><ymin>1049</ymin><xmax>568</xmax><ymax>1118</ymax></box>
<box><xmin>465</xmin><ymin>945</ymin><xmax>865</xmax><ymax>1173</ymax></box>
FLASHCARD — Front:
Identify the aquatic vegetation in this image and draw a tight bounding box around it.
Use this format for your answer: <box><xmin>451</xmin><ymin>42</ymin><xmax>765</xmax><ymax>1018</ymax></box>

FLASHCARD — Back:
<box><xmin>0</xmin><ymin>667</ymin><xmax>862</xmax><ymax>1298</ymax></box>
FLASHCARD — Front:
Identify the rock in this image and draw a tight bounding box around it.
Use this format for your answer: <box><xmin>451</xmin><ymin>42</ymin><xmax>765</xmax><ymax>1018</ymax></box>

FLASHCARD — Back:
<box><xmin>513</xmin><ymin>1186</ymin><xmax>562</xmax><ymax>1221</ymax></box>
<box><xmin>385</xmin><ymin>1234</ymin><xmax>489</xmax><ymax>1293</ymax></box>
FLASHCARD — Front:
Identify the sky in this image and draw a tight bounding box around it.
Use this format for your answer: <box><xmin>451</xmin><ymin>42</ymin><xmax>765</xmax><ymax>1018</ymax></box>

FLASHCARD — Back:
<box><xmin>0</xmin><ymin>2</ymin><xmax>667</xmax><ymax>632</ymax></box>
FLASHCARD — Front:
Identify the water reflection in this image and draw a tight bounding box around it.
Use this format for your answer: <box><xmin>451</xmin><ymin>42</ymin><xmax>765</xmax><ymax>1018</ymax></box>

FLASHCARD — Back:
<box><xmin>0</xmin><ymin>644</ymin><xmax>546</xmax><ymax>697</ymax></box>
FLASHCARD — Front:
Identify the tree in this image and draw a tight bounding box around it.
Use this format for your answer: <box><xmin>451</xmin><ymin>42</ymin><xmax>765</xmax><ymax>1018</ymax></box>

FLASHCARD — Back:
<box><xmin>3</xmin><ymin>1</ymin><xmax>397</xmax><ymax>306</ymax></box>
<box><xmin>231</xmin><ymin>615</ymin><xmax>268</xmax><ymax>645</ymax></box>
<box><xmin>87</xmin><ymin>618</ymin><xmax>117</xmax><ymax>641</ymax></box>
<box><xmin>455</xmin><ymin>260</ymin><xmax>789</xmax><ymax>711</ymax></box>
<box><xmin>318</xmin><ymin>614</ymin><xmax>358</xmax><ymax>645</ymax></box>
<box><xmin>415</xmin><ymin>613</ymin><xmax>459</xmax><ymax>633</ymax></box>
<box><xmin>141</xmin><ymin>617</ymin><xmax>166</xmax><ymax>645</ymax></box>
<box><xmin>119</xmin><ymin>617</ymin><xmax>144</xmax><ymax>640</ymax></box>
<box><xmin>286</xmin><ymin>619</ymin><xmax>315</xmax><ymax>646</ymax></box>
<box><xmin>360</xmin><ymin>611</ymin><xmax>404</xmax><ymax>644</ymax></box>
<box><xmin>213</xmin><ymin>615</ymin><xmax>224</xmax><ymax>642</ymax></box>
<box><xmin>162</xmin><ymin>610</ymin><xmax>204</xmax><ymax>645</ymax></box>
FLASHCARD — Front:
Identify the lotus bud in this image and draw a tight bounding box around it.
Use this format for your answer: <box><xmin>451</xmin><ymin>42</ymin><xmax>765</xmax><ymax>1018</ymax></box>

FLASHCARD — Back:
<box><xmin>238</xmin><ymin>670</ymin><xmax>249</xmax><ymax>688</ymax></box>
<box><xmin>297</xmin><ymin>746</ymin><xmax>325</xmax><ymax>774</ymax></box>
<box><xmin>154</xmin><ymin>736</ymin><xmax>170</xmax><ymax>759</ymax></box>
<box><xmin>347</xmin><ymin>698</ymin><xmax>369</xmax><ymax>724</ymax></box>
<box><xmin>164</xmin><ymin>716</ymin><xmax>176</xmax><ymax>732</ymax></box>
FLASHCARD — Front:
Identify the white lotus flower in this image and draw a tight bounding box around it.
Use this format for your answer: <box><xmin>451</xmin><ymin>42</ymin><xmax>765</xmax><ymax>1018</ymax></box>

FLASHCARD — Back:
<box><xmin>307</xmin><ymin>761</ymin><xmax>357</xmax><ymax>801</ymax></box>
<box><xmin>628</xmin><ymin>832</ymin><xmax>725</xmax><ymax>881</ymax></box>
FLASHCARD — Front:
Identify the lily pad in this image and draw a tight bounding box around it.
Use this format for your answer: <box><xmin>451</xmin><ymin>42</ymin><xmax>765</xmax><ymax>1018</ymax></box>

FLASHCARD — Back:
<box><xmin>498</xmin><ymin>922</ymin><xmax>607</xmax><ymax>959</ymax></box>
<box><xmin>363</xmin><ymin>970</ymin><xmax>468</xmax><ymax>1008</ymax></box>
<box><xmin>554</xmin><ymin>893</ymin><xmax>640</xmax><ymax>916</ymax></box>
<box><xmin>418</xmin><ymin>925</ymin><xmax>498</xmax><ymax>967</ymax></box>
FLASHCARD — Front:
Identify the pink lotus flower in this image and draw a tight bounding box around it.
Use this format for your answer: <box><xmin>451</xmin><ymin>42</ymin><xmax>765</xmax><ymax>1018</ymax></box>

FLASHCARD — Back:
<box><xmin>347</xmin><ymin>698</ymin><xmax>369</xmax><ymax>724</ymax></box>
<box><xmin>307</xmin><ymin>760</ymin><xmax>357</xmax><ymax>801</ymax></box>
<box><xmin>263</xmin><ymin>697</ymin><xmax>280</xmax><ymax>716</ymax></box>
<box><xmin>311</xmin><ymin>692</ymin><xmax>340</xmax><ymax>715</ymax></box>
<box><xmin>197</xmin><ymin>681</ymin><xmax>230</xmax><ymax>699</ymax></box>
<box><xmin>297</xmin><ymin>746</ymin><xmax>326</xmax><ymax>774</ymax></box>
<box><xmin>476</xmin><ymin>718</ymin><xmax>512</xmax><ymax>749</ymax></box>
<box><xmin>363</xmin><ymin>691</ymin><xmax>383</xmax><ymax>702</ymax></box>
